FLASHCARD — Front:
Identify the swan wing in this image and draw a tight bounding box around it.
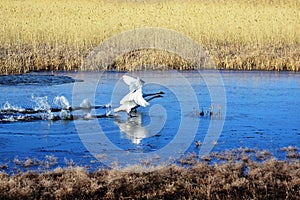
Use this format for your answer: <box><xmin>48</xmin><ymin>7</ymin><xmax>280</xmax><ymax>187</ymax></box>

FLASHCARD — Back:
<box><xmin>120</xmin><ymin>88</ymin><xmax>149</xmax><ymax>107</ymax></box>
<box><xmin>132</xmin><ymin>88</ymin><xmax>149</xmax><ymax>107</ymax></box>
<box><xmin>114</xmin><ymin>101</ymin><xmax>136</xmax><ymax>113</ymax></box>
<box><xmin>123</xmin><ymin>75</ymin><xmax>137</xmax><ymax>86</ymax></box>
<box><xmin>120</xmin><ymin>92</ymin><xmax>135</xmax><ymax>105</ymax></box>
<box><xmin>123</xmin><ymin>75</ymin><xmax>145</xmax><ymax>92</ymax></box>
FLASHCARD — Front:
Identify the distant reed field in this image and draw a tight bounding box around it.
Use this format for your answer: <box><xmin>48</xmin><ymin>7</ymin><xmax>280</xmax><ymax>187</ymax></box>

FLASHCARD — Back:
<box><xmin>0</xmin><ymin>0</ymin><xmax>299</xmax><ymax>74</ymax></box>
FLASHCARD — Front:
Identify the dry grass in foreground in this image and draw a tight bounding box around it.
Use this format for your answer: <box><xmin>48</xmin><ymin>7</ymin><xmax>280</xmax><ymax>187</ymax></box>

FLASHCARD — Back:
<box><xmin>0</xmin><ymin>149</ymin><xmax>299</xmax><ymax>199</ymax></box>
<box><xmin>0</xmin><ymin>0</ymin><xmax>299</xmax><ymax>74</ymax></box>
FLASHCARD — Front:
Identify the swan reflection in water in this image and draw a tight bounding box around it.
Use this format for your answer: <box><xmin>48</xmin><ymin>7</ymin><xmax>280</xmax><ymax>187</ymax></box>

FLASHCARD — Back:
<box><xmin>114</xmin><ymin>108</ymin><xmax>165</xmax><ymax>144</ymax></box>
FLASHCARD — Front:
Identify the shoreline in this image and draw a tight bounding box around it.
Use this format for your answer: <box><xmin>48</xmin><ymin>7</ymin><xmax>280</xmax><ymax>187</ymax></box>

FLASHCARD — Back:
<box><xmin>0</xmin><ymin>148</ymin><xmax>299</xmax><ymax>199</ymax></box>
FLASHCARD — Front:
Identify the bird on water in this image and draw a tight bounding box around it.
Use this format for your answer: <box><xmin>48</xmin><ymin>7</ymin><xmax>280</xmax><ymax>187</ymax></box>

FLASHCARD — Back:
<box><xmin>199</xmin><ymin>107</ymin><xmax>204</xmax><ymax>117</ymax></box>
<box><xmin>114</xmin><ymin>75</ymin><xmax>164</xmax><ymax>116</ymax></box>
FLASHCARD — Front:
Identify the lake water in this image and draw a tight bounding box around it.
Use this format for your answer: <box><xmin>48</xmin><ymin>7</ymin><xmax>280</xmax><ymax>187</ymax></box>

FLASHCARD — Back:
<box><xmin>0</xmin><ymin>70</ymin><xmax>299</xmax><ymax>172</ymax></box>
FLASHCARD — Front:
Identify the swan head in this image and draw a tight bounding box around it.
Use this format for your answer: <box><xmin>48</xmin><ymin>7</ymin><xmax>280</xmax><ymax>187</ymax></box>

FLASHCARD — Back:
<box><xmin>156</xmin><ymin>91</ymin><xmax>165</xmax><ymax>95</ymax></box>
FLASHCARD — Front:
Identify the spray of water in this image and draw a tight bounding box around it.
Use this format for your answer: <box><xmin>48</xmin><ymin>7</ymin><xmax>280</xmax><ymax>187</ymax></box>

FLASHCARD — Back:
<box><xmin>0</xmin><ymin>95</ymin><xmax>111</xmax><ymax>122</ymax></box>
<box><xmin>2</xmin><ymin>101</ymin><xmax>24</xmax><ymax>112</ymax></box>
<box><xmin>79</xmin><ymin>98</ymin><xmax>93</xmax><ymax>119</ymax></box>
<box><xmin>53</xmin><ymin>96</ymin><xmax>72</xmax><ymax>119</ymax></box>
<box><xmin>53</xmin><ymin>96</ymin><xmax>71</xmax><ymax>109</ymax></box>
<box><xmin>31</xmin><ymin>95</ymin><xmax>53</xmax><ymax>120</ymax></box>
<box><xmin>59</xmin><ymin>110</ymin><xmax>72</xmax><ymax>120</ymax></box>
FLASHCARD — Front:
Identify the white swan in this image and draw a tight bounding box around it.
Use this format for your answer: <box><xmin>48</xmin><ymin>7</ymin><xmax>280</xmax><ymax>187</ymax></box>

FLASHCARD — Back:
<box><xmin>114</xmin><ymin>75</ymin><xmax>164</xmax><ymax>115</ymax></box>
<box><xmin>114</xmin><ymin>75</ymin><xmax>149</xmax><ymax>114</ymax></box>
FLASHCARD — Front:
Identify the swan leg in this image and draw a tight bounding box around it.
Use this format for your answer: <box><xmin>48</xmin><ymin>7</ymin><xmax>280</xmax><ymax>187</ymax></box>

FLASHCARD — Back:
<box><xmin>131</xmin><ymin>108</ymin><xmax>137</xmax><ymax>113</ymax></box>
<box><xmin>128</xmin><ymin>110</ymin><xmax>139</xmax><ymax>118</ymax></box>
<box><xmin>129</xmin><ymin>113</ymin><xmax>136</xmax><ymax>118</ymax></box>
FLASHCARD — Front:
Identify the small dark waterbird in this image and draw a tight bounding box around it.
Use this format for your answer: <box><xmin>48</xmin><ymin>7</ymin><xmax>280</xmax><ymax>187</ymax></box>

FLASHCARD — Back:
<box><xmin>209</xmin><ymin>105</ymin><xmax>214</xmax><ymax>116</ymax></box>
<box><xmin>199</xmin><ymin>107</ymin><xmax>204</xmax><ymax>117</ymax></box>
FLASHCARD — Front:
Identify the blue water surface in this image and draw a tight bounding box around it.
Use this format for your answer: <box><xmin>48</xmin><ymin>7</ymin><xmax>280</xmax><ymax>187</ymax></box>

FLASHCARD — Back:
<box><xmin>0</xmin><ymin>70</ymin><xmax>299</xmax><ymax>173</ymax></box>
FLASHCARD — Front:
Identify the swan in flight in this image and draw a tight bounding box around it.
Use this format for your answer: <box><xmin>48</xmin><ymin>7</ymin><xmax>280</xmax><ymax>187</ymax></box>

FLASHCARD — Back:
<box><xmin>114</xmin><ymin>75</ymin><xmax>164</xmax><ymax>115</ymax></box>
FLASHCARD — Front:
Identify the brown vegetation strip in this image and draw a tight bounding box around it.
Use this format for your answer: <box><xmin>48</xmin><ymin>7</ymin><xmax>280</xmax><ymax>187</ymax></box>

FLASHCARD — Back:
<box><xmin>1</xmin><ymin>44</ymin><xmax>299</xmax><ymax>75</ymax></box>
<box><xmin>0</xmin><ymin>151</ymin><xmax>299</xmax><ymax>199</ymax></box>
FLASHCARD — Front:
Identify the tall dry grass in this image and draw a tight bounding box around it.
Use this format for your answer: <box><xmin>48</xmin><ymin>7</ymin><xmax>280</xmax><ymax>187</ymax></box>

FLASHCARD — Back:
<box><xmin>0</xmin><ymin>0</ymin><xmax>299</xmax><ymax>74</ymax></box>
<box><xmin>0</xmin><ymin>149</ymin><xmax>299</xmax><ymax>199</ymax></box>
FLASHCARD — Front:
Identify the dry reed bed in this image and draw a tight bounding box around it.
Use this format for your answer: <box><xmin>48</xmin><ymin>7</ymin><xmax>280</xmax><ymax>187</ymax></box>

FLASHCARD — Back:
<box><xmin>0</xmin><ymin>149</ymin><xmax>299</xmax><ymax>199</ymax></box>
<box><xmin>0</xmin><ymin>0</ymin><xmax>299</xmax><ymax>74</ymax></box>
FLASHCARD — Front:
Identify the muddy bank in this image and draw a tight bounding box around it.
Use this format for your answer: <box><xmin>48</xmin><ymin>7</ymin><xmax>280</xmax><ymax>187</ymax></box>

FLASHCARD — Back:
<box><xmin>0</xmin><ymin>149</ymin><xmax>299</xmax><ymax>199</ymax></box>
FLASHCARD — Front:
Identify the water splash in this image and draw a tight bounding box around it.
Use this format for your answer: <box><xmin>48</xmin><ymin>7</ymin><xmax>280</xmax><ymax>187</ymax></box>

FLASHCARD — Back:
<box><xmin>31</xmin><ymin>95</ymin><xmax>53</xmax><ymax>120</ymax></box>
<box><xmin>104</xmin><ymin>102</ymin><xmax>113</xmax><ymax>117</ymax></box>
<box><xmin>1</xmin><ymin>115</ymin><xmax>18</xmax><ymax>122</ymax></box>
<box><xmin>79</xmin><ymin>98</ymin><xmax>93</xmax><ymax>119</ymax></box>
<box><xmin>53</xmin><ymin>96</ymin><xmax>72</xmax><ymax>119</ymax></box>
<box><xmin>0</xmin><ymin>95</ymin><xmax>111</xmax><ymax>123</ymax></box>
<box><xmin>2</xmin><ymin>101</ymin><xmax>24</xmax><ymax>112</ymax></box>
<box><xmin>32</xmin><ymin>95</ymin><xmax>51</xmax><ymax>111</ymax></box>
<box><xmin>59</xmin><ymin>110</ymin><xmax>72</xmax><ymax>120</ymax></box>
<box><xmin>83</xmin><ymin>113</ymin><xmax>93</xmax><ymax>120</ymax></box>
<box><xmin>105</xmin><ymin>102</ymin><xmax>112</xmax><ymax>109</ymax></box>
<box><xmin>80</xmin><ymin>98</ymin><xmax>92</xmax><ymax>109</ymax></box>
<box><xmin>53</xmin><ymin>96</ymin><xmax>71</xmax><ymax>109</ymax></box>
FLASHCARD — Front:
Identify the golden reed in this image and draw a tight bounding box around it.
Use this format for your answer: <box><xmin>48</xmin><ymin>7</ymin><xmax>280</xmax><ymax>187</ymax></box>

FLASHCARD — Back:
<box><xmin>0</xmin><ymin>0</ymin><xmax>299</xmax><ymax>74</ymax></box>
